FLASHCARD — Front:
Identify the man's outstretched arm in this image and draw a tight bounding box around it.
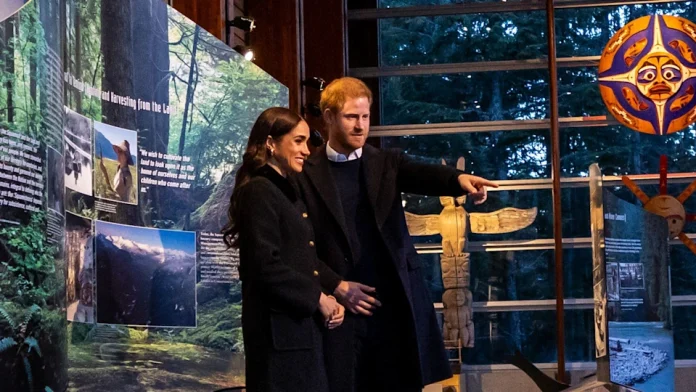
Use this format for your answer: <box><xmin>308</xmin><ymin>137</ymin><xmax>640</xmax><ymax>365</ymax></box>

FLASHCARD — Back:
<box><xmin>395</xmin><ymin>150</ymin><xmax>498</xmax><ymax>203</ymax></box>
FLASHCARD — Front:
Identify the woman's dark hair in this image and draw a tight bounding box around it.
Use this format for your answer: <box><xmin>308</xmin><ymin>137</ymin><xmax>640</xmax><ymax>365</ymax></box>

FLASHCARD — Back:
<box><xmin>222</xmin><ymin>107</ymin><xmax>304</xmax><ymax>247</ymax></box>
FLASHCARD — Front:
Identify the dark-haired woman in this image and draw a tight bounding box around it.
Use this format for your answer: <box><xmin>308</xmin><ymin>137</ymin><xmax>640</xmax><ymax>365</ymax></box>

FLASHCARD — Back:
<box><xmin>223</xmin><ymin>107</ymin><xmax>345</xmax><ymax>392</ymax></box>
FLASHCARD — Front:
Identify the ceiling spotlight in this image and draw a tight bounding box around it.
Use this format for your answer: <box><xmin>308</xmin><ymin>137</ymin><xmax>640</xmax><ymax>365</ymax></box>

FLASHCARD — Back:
<box><xmin>233</xmin><ymin>45</ymin><xmax>254</xmax><ymax>61</ymax></box>
<box><xmin>227</xmin><ymin>16</ymin><xmax>255</xmax><ymax>32</ymax></box>
<box><xmin>303</xmin><ymin>103</ymin><xmax>322</xmax><ymax>117</ymax></box>
<box><xmin>309</xmin><ymin>129</ymin><xmax>324</xmax><ymax>147</ymax></box>
<box><xmin>302</xmin><ymin>77</ymin><xmax>326</xmax><ymax>91</ymax></box>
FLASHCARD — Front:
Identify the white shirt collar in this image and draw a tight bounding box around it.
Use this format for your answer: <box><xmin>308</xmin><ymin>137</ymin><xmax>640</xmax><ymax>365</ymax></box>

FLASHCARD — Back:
<box><xmin>326</xmin><ymin>142</ymin><xmax>362</xmax><ymax>162</ymax></box>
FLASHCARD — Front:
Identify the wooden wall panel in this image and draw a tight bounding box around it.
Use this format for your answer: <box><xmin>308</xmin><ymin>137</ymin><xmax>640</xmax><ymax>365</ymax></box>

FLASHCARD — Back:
<box><xmin>301</xmin><ymin>0</ymin><xmax>346</xmax><ymax>137</ymax></box>
<box><xmin>198</xmin><ymin>0</ymin><xmax>224</xmax><ymax>40</ymax></box>
<box><xmin>246</xmin><ymin>0</ymin><xmax>301</xmax><ymax>112</ymax></box>
<box><xmin>171</xmin><ymin>0</ymin><xmax>195</xmax><ymax>20</ymax></box>
<box><xmin>171</xmin><ymin>0</ymin><xmax>224</xmax><ymax>41</ymax></box>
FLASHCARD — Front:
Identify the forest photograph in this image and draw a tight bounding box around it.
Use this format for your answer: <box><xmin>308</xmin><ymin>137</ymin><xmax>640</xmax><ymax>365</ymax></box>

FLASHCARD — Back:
<box><xmin>63</xmin><ymin>0</ymin><xmax>286</xmax><ymax>390</ymax></box>
<box><xmin>1</xmin><ymin>1</ymin><xmax>67</xmax><ymax>391</ymax></box>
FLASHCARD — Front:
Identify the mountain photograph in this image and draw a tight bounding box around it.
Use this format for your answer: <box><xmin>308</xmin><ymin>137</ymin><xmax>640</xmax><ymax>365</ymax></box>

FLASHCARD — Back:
<box><xmin>95</xmin><ymin>221</ymin><xmax>196</xmax><ymax>327</ymax></box>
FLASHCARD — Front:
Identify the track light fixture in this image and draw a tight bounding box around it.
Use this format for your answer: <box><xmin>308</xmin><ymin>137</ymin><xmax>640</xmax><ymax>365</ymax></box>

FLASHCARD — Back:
<box><xmin>233</xmin><ymin>45</ymin><xmax>254</xmax><ymax>61</ymax></box>
<box><xmin>302</xmin><ymin>77</ymin><xmax>326</xmax><ymax>91</ymax></box>
<box><xmin>227</xmin><ymin>16</ymin><xmax>255</xmax><ymax>32</ymax></box>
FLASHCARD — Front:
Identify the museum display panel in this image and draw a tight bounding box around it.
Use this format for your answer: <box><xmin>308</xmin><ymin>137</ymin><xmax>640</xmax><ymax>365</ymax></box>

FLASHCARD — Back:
<box><xmin>0</xmin><ymin>1</ymin><xmax>286</xmax><ymax>390</ymax></box>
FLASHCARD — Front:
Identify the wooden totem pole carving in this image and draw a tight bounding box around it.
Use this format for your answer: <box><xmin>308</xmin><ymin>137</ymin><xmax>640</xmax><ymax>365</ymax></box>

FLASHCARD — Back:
<box><xmin>405</xmin><ymin>158</ymin><xmax>537</xmax><ymax>348</ymax></box>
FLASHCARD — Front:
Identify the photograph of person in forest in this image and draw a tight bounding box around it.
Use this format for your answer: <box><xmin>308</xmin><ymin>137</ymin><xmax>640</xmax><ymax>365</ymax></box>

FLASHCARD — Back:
<box><xmin>94</xmin><ymin>122</ymin><xmax>138</xmax><ymax>205</ymax></box>
<box><xmin>107</xmin><ymin>140</ymin><xmax>134</xmax><ymax>201</ymax></box>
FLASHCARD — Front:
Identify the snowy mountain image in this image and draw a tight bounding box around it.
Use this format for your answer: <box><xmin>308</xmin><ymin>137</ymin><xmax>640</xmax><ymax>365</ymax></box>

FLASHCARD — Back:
<box><xmin>95</xmin><ymin>222</ymin><xmax>196</xmax><ymax>327</ymax></box>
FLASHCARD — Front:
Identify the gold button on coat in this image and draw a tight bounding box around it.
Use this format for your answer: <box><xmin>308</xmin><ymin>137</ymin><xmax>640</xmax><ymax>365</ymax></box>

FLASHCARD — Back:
<box><xmin>309</xmin><ymin>241</ymin><xmax>315</xmax><ymax>247</ymax></box>
<box><xmin>313</xmin><ymin>270</ymin><xmax>319</xmax><ymax>276</ymax></box>
<box><xmin>302</xmin><ymin>213</ymin><xmax>308</xmax><ymax>218</ymax></box>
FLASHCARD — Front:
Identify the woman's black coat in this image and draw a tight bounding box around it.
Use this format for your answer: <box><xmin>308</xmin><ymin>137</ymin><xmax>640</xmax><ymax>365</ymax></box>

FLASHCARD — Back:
<box><xmin>236</xmin><ymin>165</ymin><xmax>335</xmax><ymax>392</ymax></box>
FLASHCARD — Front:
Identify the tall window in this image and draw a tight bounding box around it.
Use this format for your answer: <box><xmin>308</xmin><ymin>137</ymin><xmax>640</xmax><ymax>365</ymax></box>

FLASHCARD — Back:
<box><xmin>347</xmin><ymin>0</ymin><xmax>696</xmax><ymax>365</ymax></box>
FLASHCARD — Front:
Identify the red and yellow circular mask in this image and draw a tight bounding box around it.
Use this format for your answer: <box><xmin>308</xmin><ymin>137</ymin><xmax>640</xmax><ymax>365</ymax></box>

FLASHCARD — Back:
<box><xmin>599</xmin><ymin>15</ymin><xmax>696</xmax><ymax>135</ymax></box>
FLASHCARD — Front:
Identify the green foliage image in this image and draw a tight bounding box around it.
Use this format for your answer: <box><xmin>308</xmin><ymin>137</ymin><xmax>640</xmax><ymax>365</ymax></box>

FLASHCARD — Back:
<box><xmin>0</xmin><ymin>304</ymin><xmax>47</xmax><ymax>391</ymax></box>
<box><xmin>0</xmin><ymin>213</ymin><xmax>66</xmax><ymax>391</ymax></box>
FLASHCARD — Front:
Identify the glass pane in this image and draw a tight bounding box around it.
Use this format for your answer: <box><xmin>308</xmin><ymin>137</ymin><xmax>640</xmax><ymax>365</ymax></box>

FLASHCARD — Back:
<box><xmin>557</xmin><ymin>67</ymin><xmax>603</xmax><ymax>118</ymax></box>
<box><xmin>563</xmin><ymin>248</ymin><xmax>593</xmax><ymax>299</ymax></box>
<box><xmin>671</xmin><ymin>246</ymin><xmax>696</xmax><ymax>296</ymax></box>
<box><xmin>559</xmin><ymin>126</ymin><xmax>696</xmax><ymax>177</ymax></box>
<box><xmin>380</xmin><ymin>70</ymin><xmax>549</xmax><ymax>125</ymax></box>
<box><xmin>555</xmin><ymin>2</ymin><xmax>696</xmax><ymax>58</ymax></box>
<box><xmin>379</xmin><ymin>11</ymin><xmax>547</xmax><ymax>66</ymax></box>
<box><xmin>565</xmin><ymin>309</ymin><xmax>596</xmax><ymax>363</ymax></box>
<box><xmin>419</xmin><ymin>252</ymin><xmax>446</xmax><ymax>302</ymax></box>
<box><xmin>465</xmin><ymin>310</ymin><xmax>594</xmax><ymax>364</ymax></box>
<box><xmin>562</xmin><ymin>187</ymin><xmax>591</xmax><ymax>238</ymax></box>
<box><xmin>466</xmin><ymin>310</ymin><xmax>557</xmax><ymax>364</ymax></box>
<box><xmin>674</xmin><ymin>305</ymin><xmax>696</xmax><ymax>359</ymax></box>
<box><xmin>381</xmin><ymin>130</ymin><xmax>550</xmax><ymax>179</ymax></box>
<box><xmin>471</xmin><ymin>250</ymin><xmax>555</xmax><ymax>302</ymax></box>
